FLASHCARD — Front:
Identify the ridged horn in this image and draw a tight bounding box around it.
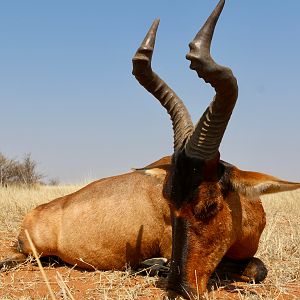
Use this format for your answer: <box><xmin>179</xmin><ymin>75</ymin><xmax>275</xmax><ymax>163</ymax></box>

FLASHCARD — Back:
<box><xmin>132</xmin><ymin>20</ymin><xmax>194</xmax><ymax>151</ymax></box>
<box><xmin>185</xmin><ymin>0</ymin><xmax>238</xmax><ymax>160</ymax></box>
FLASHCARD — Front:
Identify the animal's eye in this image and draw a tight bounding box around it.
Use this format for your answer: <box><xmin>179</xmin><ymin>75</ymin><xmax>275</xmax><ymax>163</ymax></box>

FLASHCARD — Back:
<box><xmin>193</xmin><ymin>200</ymin><xmax>221</xmax><ymax>221</ymax></box>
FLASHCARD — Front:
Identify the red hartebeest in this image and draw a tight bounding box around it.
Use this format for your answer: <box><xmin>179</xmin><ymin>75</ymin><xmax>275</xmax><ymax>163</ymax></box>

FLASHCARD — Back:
<box><xmin>1</xmin><ymin>0</ymin><xmax>300</xmax><ymax>298</ymax></box>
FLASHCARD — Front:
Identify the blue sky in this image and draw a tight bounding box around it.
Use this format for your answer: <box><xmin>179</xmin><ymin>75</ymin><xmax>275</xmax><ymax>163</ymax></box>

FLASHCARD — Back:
<box><xmin>0</xmin><ymin>1</ymin><xmax>299</xmax><ymax>183</ymax></box>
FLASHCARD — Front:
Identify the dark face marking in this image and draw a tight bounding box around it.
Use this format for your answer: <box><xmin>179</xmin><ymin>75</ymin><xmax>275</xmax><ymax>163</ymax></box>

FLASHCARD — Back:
<box><xmin>165</xmin><ymin>150</ymin><xmax>222</xmax><ymax>208</ymax></box>
<box><xmin>167</xmin><ymin>215</ymin><xmax>190</xmax><ymax>296</ymax></box>
<box><xmin>165</xmin><ymin>152</ymin><xmax>229</xmax><ymax>297</ymax></box>
<box><xmin>165</xmin><ymin>150</ymin><xmax>204</xmax><ymax>210</ymax></box>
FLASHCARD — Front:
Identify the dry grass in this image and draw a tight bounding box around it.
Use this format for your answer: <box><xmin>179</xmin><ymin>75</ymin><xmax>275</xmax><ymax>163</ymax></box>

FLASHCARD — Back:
<box><xmin>0</xmin><ymin>185</ymin><xmax>299</xmax><ymax>299</ymax></box>
<box><xmin>0</xmin><ymin>185</ymin><xmax>79</xmax><ymax>240</ymax></box>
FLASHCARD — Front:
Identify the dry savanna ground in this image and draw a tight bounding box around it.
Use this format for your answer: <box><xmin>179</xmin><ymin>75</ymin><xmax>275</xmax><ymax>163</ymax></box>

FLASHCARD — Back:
<box><xmin>0</xmin><ymin>184</ymin><xmax>299</xmax><ymax>299</ymax></box>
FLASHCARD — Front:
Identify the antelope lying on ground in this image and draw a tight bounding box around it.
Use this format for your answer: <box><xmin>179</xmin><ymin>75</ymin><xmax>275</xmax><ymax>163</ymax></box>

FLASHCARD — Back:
<box><xmin>1</xmin><ymin>0</ymin><xmax>300</xmax><ymax>298</ymax></box>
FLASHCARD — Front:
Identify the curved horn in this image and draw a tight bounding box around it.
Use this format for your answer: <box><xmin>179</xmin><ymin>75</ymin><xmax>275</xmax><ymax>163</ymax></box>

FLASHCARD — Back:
<box><xmin>185</xmin><ymin>0</ymin><xmax>238</xmax><ymax>160</ymax></box>
<box><xmin>132</xmin><ymin>20</ymin><xmax>194</xmax><ymax>151</ymax></box>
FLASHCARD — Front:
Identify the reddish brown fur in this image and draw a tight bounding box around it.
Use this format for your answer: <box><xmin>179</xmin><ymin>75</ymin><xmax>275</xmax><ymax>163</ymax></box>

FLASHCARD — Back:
<box><xmin>164</xmin><ymin>152</ymin><xmax>300</xmax><ymax>298</ymax></box>
<box><xmin>17</xmin><ymin>170</ymin><xmax>172</xmax><ymax>270</ymax></box>
<box><xmin>172</xmin><ymin>183</ymin><xmax>266</xmax><ymax>293</ymax></box>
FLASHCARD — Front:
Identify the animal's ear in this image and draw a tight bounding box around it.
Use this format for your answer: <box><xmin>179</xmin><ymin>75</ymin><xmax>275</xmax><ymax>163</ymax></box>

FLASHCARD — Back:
<box><xmin>132</xmin><ymin>156</ymin><xmax>171</xmax><ymax>180</ymax></box>
<box><xmin>229</xmin><ymin>167</ymin><xmax>300</xmax><ymax>197</ymax></box>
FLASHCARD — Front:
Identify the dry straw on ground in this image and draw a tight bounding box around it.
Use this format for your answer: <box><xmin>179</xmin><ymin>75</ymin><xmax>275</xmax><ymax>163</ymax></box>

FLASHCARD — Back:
<box><xmin>0</xmin><ymin>184</ymin><xmax>299</xmax><ymax>299</ymax></box>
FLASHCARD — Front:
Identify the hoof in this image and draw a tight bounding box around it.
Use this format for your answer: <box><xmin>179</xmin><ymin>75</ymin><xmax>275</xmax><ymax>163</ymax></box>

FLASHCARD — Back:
<box><xmin>215</xmin><ymin>256</ymin><xmax>268</xmax><ymax>283</ymax></box>
<box><xmin>139</xmin><ymin>257</ymin><xmax>169</xmax><ymax>276</ymax></box>
<box><xmin>242</xmin><ymin>257</ymin><xmax>268</xmax><ymax>282</ymax></box>
<box><xmin>141</xmin><ymin>257</ymin><xmax>168</xmax><ymax>266</ymax></box>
